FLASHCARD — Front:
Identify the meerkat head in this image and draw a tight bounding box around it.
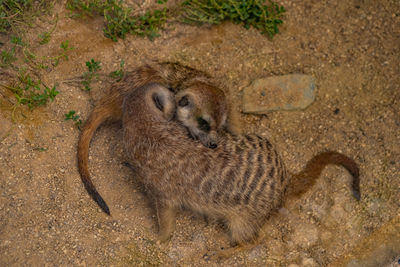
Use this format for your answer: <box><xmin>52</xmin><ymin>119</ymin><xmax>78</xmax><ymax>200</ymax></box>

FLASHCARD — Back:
<box><xmin>146</xmin><ymin>83</ymin><xmax>176</xmax><ymax>121</ymax></box>
<box><xmin>175</xmin><ymin>82</ymin><xmax>228</xmax><ymax>149</ymax></box>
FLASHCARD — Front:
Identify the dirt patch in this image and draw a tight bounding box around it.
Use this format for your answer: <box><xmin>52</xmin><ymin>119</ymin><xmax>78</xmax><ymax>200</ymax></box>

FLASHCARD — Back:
<box><xmin>1</xmin><ymin>0</ymin><xmax>399</xmax><ymax>266</ymax></box>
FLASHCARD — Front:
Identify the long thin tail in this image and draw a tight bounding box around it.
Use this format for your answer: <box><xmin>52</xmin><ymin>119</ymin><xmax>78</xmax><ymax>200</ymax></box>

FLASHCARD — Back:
<box><xmin>76</xmin><ymin>64</ymin><xmax>167</xmax><ymax>216</ymax></box>
<box><xmin>286</xmin><ymin>151</ymin><xmax>360</xmax><ymax>201</ymax></box>
<box><xmin>77</xmin><ymin>102</ymin><xmax>120</xmax><ymax>215</ymax></box>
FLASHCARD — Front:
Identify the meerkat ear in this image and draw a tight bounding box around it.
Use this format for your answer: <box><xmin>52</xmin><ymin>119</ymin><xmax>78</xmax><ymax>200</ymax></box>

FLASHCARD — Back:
<box><xmin>152</xmin><ymin>91</ymin><xmax>176</xmax><ymax>121</ymax></box>
<box><xmin>152</xmin><ymin>93</ymin><xmax>164</xmax><ymax>112</ymax></box>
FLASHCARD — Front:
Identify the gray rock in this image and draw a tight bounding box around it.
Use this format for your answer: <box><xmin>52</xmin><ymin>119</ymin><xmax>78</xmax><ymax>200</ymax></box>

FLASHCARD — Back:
<box><xmin>247</xmin><ymin>245</ymin><xmax>267</xmax><ymax>261</ymax></box>
<box><xmin>345</xmin><ymin>245</ymin><xmax>400</xmax><ymax>267</ymax></box>
<box><xmin>242</xmin><ymin>74</ymin><xmax>316</xmax><ymax>114</ymax></box>
<box><xmin>329</xmin><ymin>203</ymin><xmax>347</xmax><ymax>221</ymax></box>
<box><xmin>291</xmin><ymin>223</ymin><xmax>319</xmax><ymax>249</ymax></box>
<box><xmin>167</xmin><ymin>233</ymin><xmax>207</xmax><ymax>262</ymax></box>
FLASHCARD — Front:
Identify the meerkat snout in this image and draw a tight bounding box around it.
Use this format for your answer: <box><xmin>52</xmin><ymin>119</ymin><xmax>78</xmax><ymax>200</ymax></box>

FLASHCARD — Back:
<box><xmin>176</xmin><ymin>94</ymin><xmax>218</xmax><ymax>149</ymax></box>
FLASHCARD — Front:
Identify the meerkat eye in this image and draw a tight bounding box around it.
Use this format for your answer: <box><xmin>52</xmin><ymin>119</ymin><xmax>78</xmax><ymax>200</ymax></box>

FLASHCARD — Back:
<box><xmin>178</xmin><ymin>95</ymin><xmax>189</xmax><ymax>107</ymax></box>
<box><xmin>197</xmin><ymin>117</ymin><xmax>211</xmax><ymax>132</ymax></box>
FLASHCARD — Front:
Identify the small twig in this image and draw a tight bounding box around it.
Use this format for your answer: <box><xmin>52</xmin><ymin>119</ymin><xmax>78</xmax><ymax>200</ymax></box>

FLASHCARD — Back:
<box><xmin>61</xmin><ymin>77</ymin><xmax>85</xmax><ymax>83</ymax></box>
<box><xmin>0</xmin><ymin>12</ymin><xmax>20</xmax><ymax>20</ymax></box>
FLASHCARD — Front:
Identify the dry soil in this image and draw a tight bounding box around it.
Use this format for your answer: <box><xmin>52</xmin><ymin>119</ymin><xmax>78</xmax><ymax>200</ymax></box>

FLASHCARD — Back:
<box><xmin>0</xmin><ymin>0</ymin><xmax>399</xmax><ymax>266</ymax></box>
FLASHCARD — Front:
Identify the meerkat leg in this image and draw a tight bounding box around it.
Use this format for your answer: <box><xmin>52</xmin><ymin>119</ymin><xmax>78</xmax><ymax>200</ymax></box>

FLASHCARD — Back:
<box><xmin>155</xmin><ymin>200</ymin><xmax>177</xmax><ymax>243</ymax></box>
<box><xmin>228</xmin><ymin>216</ymin><xmax>258</xmax><ymax>244</ymax></box>
<box><xmin>211</xmin><ymin>217</ymin><xmax>259</xmax><ymax>259</ymax></box>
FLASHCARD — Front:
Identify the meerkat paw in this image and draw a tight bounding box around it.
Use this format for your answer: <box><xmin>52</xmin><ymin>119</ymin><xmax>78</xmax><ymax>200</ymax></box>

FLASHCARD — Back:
<box><xmin>156</xmin><ymin>231</ymin><xmax>173</xmax><ymax>244</ymax></box>
<box><xmin>155</xmin><ymin>201</ymin><xmax>177</xmax><ymax>244</ymax></box>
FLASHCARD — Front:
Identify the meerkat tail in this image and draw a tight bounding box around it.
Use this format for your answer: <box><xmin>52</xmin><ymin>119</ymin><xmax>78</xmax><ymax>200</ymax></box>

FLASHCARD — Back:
<box><xmin>77</xmin><ymin>103</ymin><xmax>119</xmax><ymax>215</ymax></box>
<box><xmin>287</xmin><ymin>151</ymin><xmax>360</xmax><ymax>201</ymax></box>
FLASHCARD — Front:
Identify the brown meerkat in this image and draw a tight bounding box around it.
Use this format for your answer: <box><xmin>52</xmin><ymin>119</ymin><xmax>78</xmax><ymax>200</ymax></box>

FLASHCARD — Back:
<box><xmin>122</xmin><ymin>83</ymin><xmax>360</xmax><ymax>246</ymax></box>
<box><xmin>78</xmin><ymin>62</ymin><xmax>239</xmax><ymax>215</ymax></box>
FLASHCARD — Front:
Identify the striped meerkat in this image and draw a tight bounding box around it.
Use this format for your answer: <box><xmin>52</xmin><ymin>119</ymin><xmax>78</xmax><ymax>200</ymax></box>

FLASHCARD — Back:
<box><xmin>122</xmin><ymin>83</ymin><xmax>360</xmax><ymax>245</ymax></box>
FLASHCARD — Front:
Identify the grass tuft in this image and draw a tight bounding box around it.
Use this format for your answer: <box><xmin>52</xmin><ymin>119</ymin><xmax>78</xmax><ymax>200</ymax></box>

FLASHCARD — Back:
<box><xmin>82</xmin><ymin>58</ymin><xmax>101</xmax><ymax>91</ymax></box>
<box><xmin>66</xmin><ymin>0</ymin><xmax>168</xmax><ymax>41</ymax></box>
<box><xmin>1</xmin><ymin>47</ymin><xmax>17</xmax><ymax>65</ymax></box>
<box><xmin>5</xmin><ymin>70</ymin><xmax>59</xmax><ymax>110</ymax></box>
<box><xmin>65</xmin><ymin>0</ymin><xmax>285</xmax><ymax>41</ymax></box>
<box><xmin>181</xmin><ymin>0</ymin><xmax>285</xmax><ymax>38</ymax></box>
<box><xmin>109</xmin><ymin>59</ymin><xmax>124</xmax><ymax>81</ymax></box>
<box><xmin>64</xmin><ymin>110</ymin><xmax>82</xmax><ymax>129</ymax></box>
<box><xmin>0</xmin><ymin>0</ymin><xmax>54</xmax><ymax>34</ymax></box>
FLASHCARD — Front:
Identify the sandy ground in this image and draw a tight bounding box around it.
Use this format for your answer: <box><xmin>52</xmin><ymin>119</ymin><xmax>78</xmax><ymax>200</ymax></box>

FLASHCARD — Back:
<box><xmin>0</xmin><ymin>0</ymin><xmax>399</xmax><ymax>266</ymax></box>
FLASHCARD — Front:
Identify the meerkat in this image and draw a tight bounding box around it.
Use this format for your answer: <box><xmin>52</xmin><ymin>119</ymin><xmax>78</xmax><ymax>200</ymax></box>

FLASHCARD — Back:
<box><xmin>122</xmin><ymin>83</ymin><xmax>361</xmax><ymax>246</ymax></box>
<box><xmin>78</xmin><ymin>62</ymin><xmax>239</xmax><ymax>215</ymax></box>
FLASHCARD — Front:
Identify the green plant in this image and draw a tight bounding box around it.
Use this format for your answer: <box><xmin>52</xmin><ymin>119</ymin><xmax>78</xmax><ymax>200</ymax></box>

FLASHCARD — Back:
<box><xmin>0</xmin><ymin>35</ymin><xmax>23</xmax><ymax>67</ymax></box>
<box><xmin>39</xmin><ymin>31</ymin><xmax>51</xmax><ymax>45</ymax></box>
<box><xmin>33</xmin><ymin>146</ymin><xmax>48</xmax><ymax>152</ymax></box>
<box><xmin>109</xmin><ymin>59</ymin><xmax>125</xmax><ymax>81</ymax></box>
<box><xmin>86</xmin><ymin>58</ymin><xmax>101</xmax><ymax>72</ymax></box>
<box><xmin>4</xmin><ymin>71</ymin><xmax>59</xmax><ymax>110</ymax></box>
<box><xmin>0</xmin><ymin>0</ymin><xmax>53</xmax><ymax>34</ymax></box>
<box><xmin>60</xmin><ymin>40</ymin><xmax>72</xmax><ymax>52</ymax></box>
<box><xmin>66</xmin><ymin>0</ymin><xmax>102</xmax><ymax>17</ymax></box>
<box><xmin>82</xmin><ymin>58</ymin><xmax>101</xmax><ymax>91</ymax></box>
<box><xmin>37</xmin><ymin>16</ymin><xmax>58</xmax><ymax>45</ymax></box>
<box><xmin>10</xmin><ymin>35</ymin><xmax>24</xmax><ymax>45</ymax></box>
<box><xmin>66</xmin><ymin>0</ymin><xmax>168</xmax><ymax>41</ymax></box>
<box><xmin>1</xmin><ymin>0</ymin><xmax>33</xmax><ymax>32</ymax></box>
<box><xmin>0</xmin><ymin>1</ymin><xmax>69</xmax><ymax>120</ymax></box>
<box><xmin>21</xmin><ymin>40</ymin><xmax>73</xmax><ymax>69</ymax></box>
<box><xmin>1</xmin><ymin>47</ymin><xmax>17</xmax><ymax>65</ymax></box>
<box><xmin>64</xmin><ymin>110</ymin><xmax>82</xmax><ymax>129</ymax></box>
<box><xmin>54</xmin><ymin>40</ymin><xmax>74</xmax><ymax>64</ymax></box>
<box><xmin>181</xmin><ymin>0</ymin><xmax>285</xmax><ymax>38</ymax></box>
